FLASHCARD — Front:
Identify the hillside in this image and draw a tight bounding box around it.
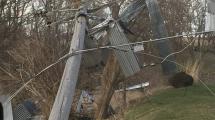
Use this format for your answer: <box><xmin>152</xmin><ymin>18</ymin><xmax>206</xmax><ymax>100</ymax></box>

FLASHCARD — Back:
<box><xmin>125</xmin><ymin>85</ymin><xmax>215</xmax><ymax>120</ymax></box>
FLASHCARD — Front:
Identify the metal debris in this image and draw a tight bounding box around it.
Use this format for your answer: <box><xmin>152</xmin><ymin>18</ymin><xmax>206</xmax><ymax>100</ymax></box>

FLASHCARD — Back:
<box><xmin>109</xmin><ymin>23</ymin><xmax>140</xmax><ymax>77</ymax></box>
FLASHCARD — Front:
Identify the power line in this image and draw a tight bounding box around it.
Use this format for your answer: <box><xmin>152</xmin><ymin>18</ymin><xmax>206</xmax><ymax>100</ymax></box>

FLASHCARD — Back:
<box><xmin>161</xmin><ymin>40</ymin><xmax>195</xmax><ymax>63</ymax></box>
<box><xmin>199</xmin><ymin>78</ymin><xmax>215</xmax><ymax>96</ymax></box>
<box><xmin>67</xmin><ymin>30</ymin><xmax>214</xmax><ymax>56</ymax></box>
<box><xmin>5</xmin><ymin>30</ymin><xmax>214</xmax><ymax>103</ymax></box>
<box><xmin>5</xmin><ymin>54</ymin><xmax>69</xmax><ymax>104</ymax></box>
<box><xmin>138</xmin><ymin>52</ymin><xmax>215</xmax><ymax>96</ymax></box>
<box><xmin>138</xmin><ymin>52</ymin><xmax>184</xmax><ymax>68</ymax></box>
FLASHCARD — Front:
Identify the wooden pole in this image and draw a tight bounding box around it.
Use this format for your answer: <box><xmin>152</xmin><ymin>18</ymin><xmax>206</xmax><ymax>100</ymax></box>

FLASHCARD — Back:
<box><xmin>96</xmin><ymin>54</ymin><xmax>121</xmax><ymax>120</ymax></box>
<box><xmin>48</xmin><ymin>7</ymin><xmax>87</xmax><ymax>120</ymax></box>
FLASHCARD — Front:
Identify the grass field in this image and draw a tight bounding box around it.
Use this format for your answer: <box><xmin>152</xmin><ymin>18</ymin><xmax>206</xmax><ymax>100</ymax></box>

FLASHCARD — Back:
<box><xmin>125</xmin><ymin>85</ymin><xmax>215</xmax><ymax>120</ymax></box>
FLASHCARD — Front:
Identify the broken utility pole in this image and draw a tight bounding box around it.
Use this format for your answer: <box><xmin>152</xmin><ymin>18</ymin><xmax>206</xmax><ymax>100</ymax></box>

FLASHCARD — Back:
<box><xmin>48</xmin><ymin>6</ymin><xmax>87</xmax><ymax>120</ymax></box>
<box><xmin>146</xmin><ymin>0</ymin><xmax>177</xmax><ymax>75</ymax></box>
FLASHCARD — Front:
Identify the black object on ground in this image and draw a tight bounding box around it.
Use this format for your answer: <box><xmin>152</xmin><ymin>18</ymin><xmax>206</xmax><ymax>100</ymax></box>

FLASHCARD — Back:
<box><xmin>0</xmin><ymin>103</ymin><xmax>3</xmax><ymax>120</ymax></box>
<box><xmin>168</xmin><ymin>72</ymin><xmax>194</xmax><ymax>88</ymax></box>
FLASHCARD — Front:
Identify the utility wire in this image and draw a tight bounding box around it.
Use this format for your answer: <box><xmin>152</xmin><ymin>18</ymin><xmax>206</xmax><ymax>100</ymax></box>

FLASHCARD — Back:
<box><xmin>161</xmin><ymin>40</ymin><xmax>195</xmax><ymax>63</ymax></box>
<box><xmin>5</xmin><ymin>54</ymin><xmax>69</xmax><ymax>104</ymax></box>
<box><xmin>199</xmin><ymin>78</ymin><xmax>215</xmax><ymax>96</ymax></box>
<box><xmin>72</xmin><ymin>30</ymin><xmax>215</xmax><ymax>57</ymax></box>
<box><xmin>138</xmin><ymin>52</ymin><xmax>215</xmax><ymax>96</ymax></box>
<box><xmin>5</xmin><ymin>30</ymin><xmax>214</xmax><ymax>103</ymax></box>
<box><xmin>138</xmin><ymin>52</ymin><xmax>184</xmax><ymax>68</ymax></box>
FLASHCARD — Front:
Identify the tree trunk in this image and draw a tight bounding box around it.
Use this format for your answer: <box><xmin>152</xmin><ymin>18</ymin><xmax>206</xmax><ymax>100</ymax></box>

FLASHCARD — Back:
<box><xmin>96</xmin><ymin>53</ymin><xmax>121</xmax><ymax>120</ymax></box>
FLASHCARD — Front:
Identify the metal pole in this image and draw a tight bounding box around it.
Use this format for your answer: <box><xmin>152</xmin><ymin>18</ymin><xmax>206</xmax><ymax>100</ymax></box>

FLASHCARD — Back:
<box><xmin>146</xmin><ymin>0</ymin><xmax>177</xmax><ymax>75</ymax></box>
<box><xmin>48</xmin><ymin>6</ymin><xmax>87</xmax><ymax>120</ymax></box>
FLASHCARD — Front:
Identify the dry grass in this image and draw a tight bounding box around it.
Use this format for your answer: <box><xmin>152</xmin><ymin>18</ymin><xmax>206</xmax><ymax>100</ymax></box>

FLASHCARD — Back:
<box><xmin>184</xmin><ymin>55</ymin><xmax>202</xmax><ymax>83</ymax></box>
<box><xmin>0</xmin><ymin>32</ymin><xmax>104</xmax><ymax>119</ymax></box>
<box><xmin>0</xmin><ymin>35</ymin><xmax>70</xmax><ymax>119</ymax></box>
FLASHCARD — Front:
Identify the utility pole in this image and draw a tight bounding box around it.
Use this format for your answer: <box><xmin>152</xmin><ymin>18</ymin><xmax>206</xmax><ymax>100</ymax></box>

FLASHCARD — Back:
<box><xmin>146</xmin><ymin>0</ymin><xmax>177</xmax><ymax>75</ymax></box>
<box><xmin>48</xmin><ymin>5</ymin><xmax>87</xmax><ymax>120</ymax></box>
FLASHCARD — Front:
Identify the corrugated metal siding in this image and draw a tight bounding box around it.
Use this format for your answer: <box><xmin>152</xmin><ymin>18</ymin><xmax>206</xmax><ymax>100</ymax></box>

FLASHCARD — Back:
<box><xmin>109</xmin><ymin>23</ymin><xmax>140</xmax><ymax>77</ymax></box>
<box><xmin>205</xmin><ymin>13</ymin><xmax>215</xmax><ymax>31</ymax></box>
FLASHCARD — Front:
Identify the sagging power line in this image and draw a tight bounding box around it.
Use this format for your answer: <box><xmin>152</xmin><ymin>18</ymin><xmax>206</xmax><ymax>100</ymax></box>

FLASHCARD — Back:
<box><xmin>5</xmin><ymin>30</ymin><xmax>214</xmax><ymax>105</ymax></box>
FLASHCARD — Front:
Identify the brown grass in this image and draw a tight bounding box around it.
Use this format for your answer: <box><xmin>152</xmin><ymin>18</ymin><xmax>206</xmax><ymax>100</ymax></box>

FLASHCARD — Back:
<box><xmin>184</xmin><ymin>55</ymin><xmax>202</xmax><ymax>83</ymax></box>
<box><xmin>0</xmin><ymin>35</ymin><xmax>70</xmax><ymax>119</ymax></box>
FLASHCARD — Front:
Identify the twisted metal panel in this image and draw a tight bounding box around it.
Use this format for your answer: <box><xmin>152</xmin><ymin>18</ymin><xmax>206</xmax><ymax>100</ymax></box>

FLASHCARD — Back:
<box><xmin>109</xmin><ymin>23</ymin><xmax>140</xmax><ymax>77</ymax></box>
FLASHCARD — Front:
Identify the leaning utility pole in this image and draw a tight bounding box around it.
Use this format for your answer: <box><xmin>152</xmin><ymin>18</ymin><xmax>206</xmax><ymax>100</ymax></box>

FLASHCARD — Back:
<box><xmin>146</xmin><ymin>0</ymin><xmax>177</xmax><ymax>75</ymax></box>
<box><xmin>48</xmin><ymin>6</ymin><xmax>87</xmax><ymax>120</ymax></box>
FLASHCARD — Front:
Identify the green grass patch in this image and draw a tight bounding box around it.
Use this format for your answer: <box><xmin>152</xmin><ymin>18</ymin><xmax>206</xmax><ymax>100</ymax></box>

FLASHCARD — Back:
<box><xmin>125</xmin><ymin>85</ymin><xmax>215</xmax><ymax>120</ymax></box>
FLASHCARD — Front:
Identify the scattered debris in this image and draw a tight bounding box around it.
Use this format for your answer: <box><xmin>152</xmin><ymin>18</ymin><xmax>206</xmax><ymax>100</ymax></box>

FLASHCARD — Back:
<box><xmin>133</xmin><ymin>44</ymin><xmax>145</xmax><ymax>53</ymax></box>
<box><xmin>116</xmin><ymin>82</ymin><xmax>150</xmax><ymax>92</ymax></box>
<box><xmin>13</xmin><ymin>100</ymin><xmax>39</xmax><ymax>120</ymax></box>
